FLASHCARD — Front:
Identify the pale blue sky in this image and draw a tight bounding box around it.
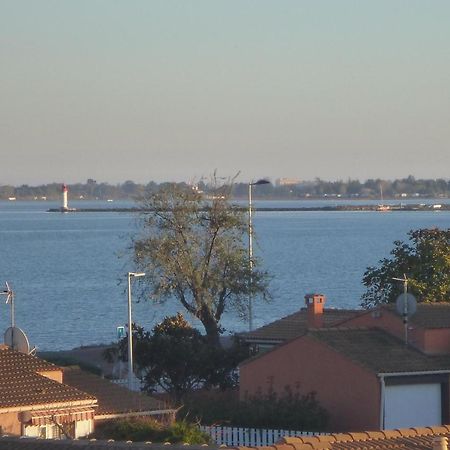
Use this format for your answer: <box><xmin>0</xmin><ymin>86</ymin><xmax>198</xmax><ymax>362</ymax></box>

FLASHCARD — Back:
<box><xmin>1</xmin><ymin>1</ymin><xmax>449</xmax><ymax>184</ymax></box>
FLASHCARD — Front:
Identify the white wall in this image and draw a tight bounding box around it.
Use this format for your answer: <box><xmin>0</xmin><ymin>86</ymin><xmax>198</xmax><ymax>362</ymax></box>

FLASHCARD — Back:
<box><xmin>75</xmin><ymin>419</ymin><xmax>93</xmax><ymax>438</ymax></box>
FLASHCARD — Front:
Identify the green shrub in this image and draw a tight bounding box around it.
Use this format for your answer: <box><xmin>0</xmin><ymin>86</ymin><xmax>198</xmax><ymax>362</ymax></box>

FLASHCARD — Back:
<box><xmin>93</xmin><ymin>418</ymin><xmax>210</xmax><ymax>444</ymax></box>
<box><xmin>180</xmin><ymin>386</ymin><xmax>328</xmax><ymax>431</ymax></box>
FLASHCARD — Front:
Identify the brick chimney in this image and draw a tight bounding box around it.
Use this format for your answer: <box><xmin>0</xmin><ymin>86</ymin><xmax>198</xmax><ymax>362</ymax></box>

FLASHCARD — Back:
<box><xmin>305</xmin><ymin>293</ymin><xmax>326</xmax><ymax>328</ymax></box>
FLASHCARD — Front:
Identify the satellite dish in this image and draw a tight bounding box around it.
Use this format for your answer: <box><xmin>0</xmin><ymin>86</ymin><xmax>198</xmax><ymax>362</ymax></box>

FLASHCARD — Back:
<box><xmin>4</xmin><ymin>326</ymin><xmax>30</xmax><ymax>354</ymax></box>
<box><xmin>395</xmin><ymin>293</ymin><xmax>417</xmax><ymax>318</ymax></box>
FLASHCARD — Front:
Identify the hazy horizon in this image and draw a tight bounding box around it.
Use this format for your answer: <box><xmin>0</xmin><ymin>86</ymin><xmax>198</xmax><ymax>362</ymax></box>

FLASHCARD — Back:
<box><xmin>2</xmin><ymin>1</ymin><xmax>449</xmax><ymax>185</ymax></box>
<box><xmin>2</xmin><ymin>174</ymin><xmax>450</xmax><ymax>188</ymax></box>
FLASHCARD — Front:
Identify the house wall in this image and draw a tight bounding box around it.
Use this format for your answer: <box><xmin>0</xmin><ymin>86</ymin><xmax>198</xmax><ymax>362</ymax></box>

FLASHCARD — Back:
<box><xmin>24</xmin><ymin>419</ymin><xmax>93</xmax><ymax>439</ymax></box>
<box><xmin>0</xmin><ymin>412</ymin><xmax>21</xmax><ymax>435</ymax></box>
<box><xmin>422</xmin><ymin>329</ymin><xmax>450</xmax><ymax>355</ymax></box>
<box><xmin>240</xmin><ymin>335</ymin><xmax>380</xmax><ymax>432</ymax></box>
<box><xmin>25</xmin><ymin>424</ymin><xmax>61</xmax><ymax>439</ymax></box>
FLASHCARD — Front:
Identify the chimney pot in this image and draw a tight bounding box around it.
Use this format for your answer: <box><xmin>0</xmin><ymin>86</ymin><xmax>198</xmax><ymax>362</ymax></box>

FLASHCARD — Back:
<box><xmin>305</xmin><ymin>293</ymin><xmax>326</xmax><ymax>328</ymax></box>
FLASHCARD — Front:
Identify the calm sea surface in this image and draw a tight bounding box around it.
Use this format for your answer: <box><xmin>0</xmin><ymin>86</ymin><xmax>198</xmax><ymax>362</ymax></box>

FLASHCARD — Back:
<box><xmin>1</xmin><ymin>199</ymin><xmax>449</xmax><ymax>351</ymax></box>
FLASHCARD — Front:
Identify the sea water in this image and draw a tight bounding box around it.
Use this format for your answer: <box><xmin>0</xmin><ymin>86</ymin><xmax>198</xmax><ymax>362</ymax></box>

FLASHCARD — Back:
<box><xmin>0</xmin><ymin>199</ymin><xmax>449</xmax><ymax>350</ymax></box>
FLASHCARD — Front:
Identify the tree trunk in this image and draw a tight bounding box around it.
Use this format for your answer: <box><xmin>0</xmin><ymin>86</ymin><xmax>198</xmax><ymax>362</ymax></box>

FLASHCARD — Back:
<box><xmin>199</xmin><ymin>310</ymin><xmax>222</xmax><ymax>348</ymax></box>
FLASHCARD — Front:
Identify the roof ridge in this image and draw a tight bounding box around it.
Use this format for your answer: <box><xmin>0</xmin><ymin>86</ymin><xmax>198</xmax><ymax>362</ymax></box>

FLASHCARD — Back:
<box><xmin>309</xmin><ymin>326</ymin><xmax>372</xmax><ymax>332</ymax></box>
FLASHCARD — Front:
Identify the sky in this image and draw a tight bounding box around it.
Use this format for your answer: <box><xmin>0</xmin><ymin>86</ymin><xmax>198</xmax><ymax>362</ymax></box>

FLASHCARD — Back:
<box><xmin>1</xmin><ymin>1</ymin><xmax>449</xmax><ymax>185</ymax></box>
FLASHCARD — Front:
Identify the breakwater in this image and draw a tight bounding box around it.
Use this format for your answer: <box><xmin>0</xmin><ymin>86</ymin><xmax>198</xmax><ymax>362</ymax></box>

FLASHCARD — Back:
<box><xmin>48</xmin><ymin>203</ymin><xmax>450</xmax><ymax>213</ymax></box>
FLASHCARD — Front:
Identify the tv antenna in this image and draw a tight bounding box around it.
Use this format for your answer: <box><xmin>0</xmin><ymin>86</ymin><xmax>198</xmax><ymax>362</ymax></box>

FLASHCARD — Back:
<box><xmin>393</xmin><ymin>274</ymin><xmax>417</xmax><ymax>345</ymax></box>
<box><xmin>0</xmin><ymin>281</ymin><xmax>15</xmax><ymax>328</ymax></box>
<box><xmin>0</xmin><ymin>282</ymin><xmax>35</xmax><ymax>354</ymax></box>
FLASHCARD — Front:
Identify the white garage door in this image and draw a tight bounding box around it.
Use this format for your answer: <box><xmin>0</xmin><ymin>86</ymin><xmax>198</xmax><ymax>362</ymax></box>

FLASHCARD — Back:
<box><xmin>384</xmin><ymin>383</ymin><xmax>442</xmax><ymax>429</ymax></box>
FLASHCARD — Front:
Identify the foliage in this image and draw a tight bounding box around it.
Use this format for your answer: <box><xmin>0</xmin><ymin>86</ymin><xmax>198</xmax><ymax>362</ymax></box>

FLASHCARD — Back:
<box><xmin>133</xmin><ymin>180</ymin><xmax>269</xmax><ymax>346</ymax></box>
<box><xmin>361</xmin><ymin>228</ymin><xmax>450</xmax><ymax>308</ymax></box>
<box><xmin>180</xmin><ymin>386</ymin><xmax>328</xmax><ymax>430</ymax></box>
<box><xmin>104</xmin><ymin>313</ymin><xmax>251</xmax><ymax>402</ymax></box>
<box><xmin>93</xmin><ymin>418</ymin><xmax>210</xmax><ymax>444</ymax></box>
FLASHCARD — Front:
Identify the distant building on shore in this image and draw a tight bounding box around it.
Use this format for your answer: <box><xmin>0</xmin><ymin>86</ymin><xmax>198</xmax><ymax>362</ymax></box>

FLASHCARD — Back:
<box><xmin>276</xmin><ymin>177</ymin><xmax>301</xmax><ymax>187</ymax></box>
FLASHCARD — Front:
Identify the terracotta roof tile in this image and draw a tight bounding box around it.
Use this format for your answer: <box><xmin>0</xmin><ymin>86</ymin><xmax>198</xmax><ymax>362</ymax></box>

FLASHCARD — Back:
<box><xmin>384</xmin><ymin>303</ymin><xmax>450</xmax><ymax>329</ymax></box>
<box><xmin>62</xmin><ymin>367</ymin><xmax>166</xmax><ymax>416</ymax></box>
<box><xmin>268</xmin><ymin>445</ymin><xmax>293</xmax><ymax>450</ymax></box>
<box><xmin>409</xmin><ymin>427</ymin><xmax>434</xmax><ymax>436</ymax></box>
<box><xmin>232</xmin><ymin>428</ymin><xmax>450</xmax><ymax>450</ymax></box>
<box><xmin>0</xmin><ymin>346</ymin><xmax>59</xmax><ymax>374</ymax></box>
<box><xmin>308</xmin><ymin>328</ymin><xmax>450</xmax><ymax>374</ymax></box>
<box><xmin>382</xmin><ymin>430</ymin><xmax>402</xmax><ymax>438</ymax></box>
<box><xmin>0</xmin><ymin>370</ymin><xmax>96</xmax><ymax>409</ymax></box>
<box><xmin>428</xmin><ymin>425</ymin><xmax>450</xmax><ymax>434</ymax></box>
<box><xmin>363</xmin><ymin>431</ymin><xmax>386</xmax><ymax>440</ymax></box>
<box><xmin>0</xmin><ymin>437</ymin><xmax>220</xmax><ymax>449</ymax></box>
<box><xmin>345</xmin><ymin>433</ymin><xmax>370</xmax><ymax>441</ymax></box>
<box><xmin>240</xmin><ymin>309</ymin><xmax>360</xmax><ymax>343</ymax></box>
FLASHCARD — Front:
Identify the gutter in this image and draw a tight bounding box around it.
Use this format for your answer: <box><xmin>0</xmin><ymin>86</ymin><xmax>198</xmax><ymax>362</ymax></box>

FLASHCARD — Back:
<box><xmin>378</xmin><ymin>369</ymin><xmax>450</xmax><ymax>377</ymax></box>
<box><xmin>379</xmin><ymin>375</ymin><xmax>385</xmax><ymax>430</ymax></box>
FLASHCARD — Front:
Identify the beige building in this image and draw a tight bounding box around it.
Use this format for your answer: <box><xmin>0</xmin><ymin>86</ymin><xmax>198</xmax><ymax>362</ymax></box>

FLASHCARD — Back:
<box><xmin>0</xmin><ymin>345</ymin><xmax>97</xmax><ymax>439</ymax></box>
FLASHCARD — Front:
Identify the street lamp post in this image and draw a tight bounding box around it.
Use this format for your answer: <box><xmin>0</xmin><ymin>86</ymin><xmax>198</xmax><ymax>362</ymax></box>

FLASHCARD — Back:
<box><xmin>248</xmin><ymin>179</ymin><xmax>270</xmax><ymax>331</ymax></box>
<box><xmin>127</xmin><ymin>271</ymin><xmax>145</xmax><ymax>391</ymax></box>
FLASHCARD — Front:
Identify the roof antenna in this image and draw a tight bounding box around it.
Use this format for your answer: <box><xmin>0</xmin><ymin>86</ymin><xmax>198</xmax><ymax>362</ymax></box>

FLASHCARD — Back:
<box><xmin>393</xmin><ymin>274</ymin><xmax>417</xmax><ymax>345</ymax></box>
<box><xmin>0</xmin><ymin>282</ymin><xmax>34</xmax><ymax>354</ymax></box>
<box><xmin>0</xmin><ymin>281</ymin><xmax>15</xmax><ymax>328</ymax></box>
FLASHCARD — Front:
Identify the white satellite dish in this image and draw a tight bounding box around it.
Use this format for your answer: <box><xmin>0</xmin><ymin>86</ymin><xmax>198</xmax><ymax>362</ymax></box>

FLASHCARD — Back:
<box><xmin>4</xmin><ymin>326</ymin><xmax>30</xmax><ymax>354</ymax></box>
<box><xmin>395</xmin><ymin>293</ymin><xmax>417</xmax><ymax>318</ymax></box>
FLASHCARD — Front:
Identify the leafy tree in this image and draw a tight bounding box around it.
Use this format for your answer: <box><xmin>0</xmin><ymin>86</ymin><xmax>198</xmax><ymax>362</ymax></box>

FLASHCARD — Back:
<box><xmin>361</xmin><ymin>228</ymin><xmax>450</xmax><ymax>308</ymax></box>
<box><xmin>107</xmin><ymin>314</ymin><xmax>250</xmax><ymax>402</ymax></box>
<box><xmin>133</xmin><ymin>180</ymin><xmax>269</xmax><ymax>346</ymax></box>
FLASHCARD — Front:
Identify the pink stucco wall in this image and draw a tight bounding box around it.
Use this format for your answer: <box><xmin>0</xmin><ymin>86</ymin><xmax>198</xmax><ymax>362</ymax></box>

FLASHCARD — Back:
<box><xmin>240</xmin><ymin>335</ymin><xmax>380</xmax><ymax>432</ymax></box>
<box><xmin>422</xmin><ymin>328</ymin><xmax>450</xmax><ymax>354</ymax></box>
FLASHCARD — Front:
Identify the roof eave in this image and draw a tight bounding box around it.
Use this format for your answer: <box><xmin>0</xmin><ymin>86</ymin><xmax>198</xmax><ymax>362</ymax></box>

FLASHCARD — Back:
<box><xmin>0</xmin><ymin>399</ymin><xmax>98</xmax><ymax>414</ymax></box>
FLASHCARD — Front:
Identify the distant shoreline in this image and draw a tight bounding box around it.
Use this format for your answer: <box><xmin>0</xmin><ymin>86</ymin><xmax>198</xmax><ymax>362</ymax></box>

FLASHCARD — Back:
<box><xmin>48</xmin><ymin>204</ymin><xmax>450</xmax><ymax>213</ymax></box>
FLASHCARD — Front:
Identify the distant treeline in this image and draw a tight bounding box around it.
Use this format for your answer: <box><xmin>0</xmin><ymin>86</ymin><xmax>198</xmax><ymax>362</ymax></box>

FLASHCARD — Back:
<box><xmin>1</xmin><ymin>176</ymin><xmax>449</xmax><ymax>201</ymax></box>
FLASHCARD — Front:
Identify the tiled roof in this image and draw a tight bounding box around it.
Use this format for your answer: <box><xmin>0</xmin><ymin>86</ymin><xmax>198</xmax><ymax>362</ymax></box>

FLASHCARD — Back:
<box><xmin>0</xmin><ymin>346</ymin><xmax>96</xmax><ymax>410</ymax></box>
<box><xmin>0</xmin><ymin>370</ymin><xmax>96</xmax><ymax>409</ymax></box>
<box><xmin>309</xmin><ymin>327</ymin><xmax>450</xmax><ymax>374</ymax></box>
<box><xmin>384</xmin><ymin>303</ymin><xmax>450</xmax><ymax>329</ymax></box>
<box><xmin>229</xmin><ymin>426</ymin><xmax>450</xmax><ymax>449</ymax></box>
<box><xmin>0</xmin><ymin>437</ymin><xmax>218</xmax><ymax>449</ymax></box>
<box><xmin>63</xmin><ymin>367</ymin><xmax>167</xmax><ymax>416</ymax></box>
<box><xmin>240</xmin><ymin>309</ymin><xmax>359</xmax><ymax>343</ymax></box>
<box><xmin>0</xmin><ymin>345</ymin><xmax>60</xmax><ymax>375</ymax></box>
<box><xmin>1</xmin><ymin>429</ymin><xmax>450</xmax><ymax>450</ymax></box>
